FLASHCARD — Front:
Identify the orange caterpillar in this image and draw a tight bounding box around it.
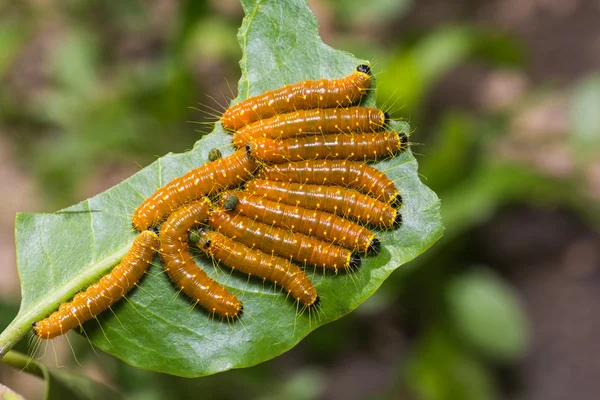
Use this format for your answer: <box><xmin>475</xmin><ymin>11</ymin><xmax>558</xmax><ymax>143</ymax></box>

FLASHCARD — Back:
<box><xmin>33</xmin><ymin>230</ymin><xmax>159</xmax><ymax>339</ymax></box>
<box><xmin>222</xmin><ymin>65</ymin><xmax>372</xmax><ymax>131</ymax></box>
<box><xmin>246</xmin><ymin>180</ymin><xmax>402</xmax><ymax>229</ymax></box>
<box><xmin>132</xmin><ymin>149</ymin><xmax>257</xmax><ymax>231</ymax></box>
<box><xmin>221</xmin><ymin>191</ymin><xmax>379</xmax><ymax>254</ymax></box>
<box><xmin>194</xmin><ymin>229</ymin><xmax>319</xmax><ymax>307</ymax></box>
<box><xmin>159</xmin><ymin>198</ymin><xmax>243</xmax><ymax>318</ymax></box>
<box><xmin>209</xmin><ymin>209</ymin><xmax>360</xmax><ymax>272</ymax></box>
<box><xmin>246</xmin><ymin>132</ymin><xmax>407</xmax><ymax>164</ymax></box>
<box><xmin>257</xmin><ymin>160</ymin><xmax>401</xmax><ymax>206</ymax></box>
<box><xmin>231</xmin><ymin>107</ymin><xmax>386</xmax><ymax>148</ymax></box>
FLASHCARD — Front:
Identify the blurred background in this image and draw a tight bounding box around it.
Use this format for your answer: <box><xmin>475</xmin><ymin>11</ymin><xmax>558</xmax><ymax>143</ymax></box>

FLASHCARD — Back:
<box><xmin>1</xmin><ymin>0</ymin><xmax>599</xmax><ymax>399</ymax></box>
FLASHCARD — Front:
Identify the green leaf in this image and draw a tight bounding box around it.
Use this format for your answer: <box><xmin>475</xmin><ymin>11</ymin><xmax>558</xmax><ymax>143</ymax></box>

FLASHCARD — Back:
<box><xmin>0</xmin><ymin>22</ymin><xmax>29</xmax><ymax>80</ymax></box>
<box><xmin>378</xmin><ymin>26</ymin><xmax>523</xmax><ymax>118</ymax></box>
<box><xmin>0</xmin><ymin>383</ymin><xmax>25</xmax><ymax>400</ymax></box>
<box><xmin>404</xmin><ymin>328</ymin><xmax>498</xmax><ymax>400</ymax></box>
<box><xmin>50</xmin><ymin>28</ymin><xmax>98</xmax><ymax>96</ymax></box>
<box><xmin>418</xmin><ymin>112</ymin><xmax>476</xmax><ymax>192</ymax></box>
<box><xmin>2</xmin><ymin>351</ymin><xmax>123</xmax><ymax>400</ymax></box>
<box><xmin>327</xmin><ymin>0</ymin><xmax>413</xmax><ymax>26</ymax></box>
<box><xmin>440</xmin><ymin>163</ymin><xmax>557</xmax><ymax>241</ymax></box>
<box><xmin>377</xmin><ymin>26</ymin><xmax>476</xmax><ymax>115</ymax></box>
<box><xmin>446</xmin><ymin>268</ymin><xmax>530</xmax><ymax>362</ymax></box>
<box><xmin>47</xmin><ymin>369</ymin><xmax>123</xmax><ymax>400</ymax></box>
<box><xmin>569</xmin><ymin>74</ymin><xmax>600</xmax><ymax>160</ymax></box>
<box><xmin>0</xmin><ymin>0</ymin><xmax>442</xmax><ymax>377</ymax></box>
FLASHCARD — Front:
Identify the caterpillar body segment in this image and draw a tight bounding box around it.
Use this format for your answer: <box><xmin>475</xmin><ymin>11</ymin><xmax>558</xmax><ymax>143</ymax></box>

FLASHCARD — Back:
<box><xmin>257</xmin><ymin>160</ymin><xmax>401</xmax><ymax>206</ymax></box>
<box><xmin>232</xmin><ymin>107</ymin><xmax>386</xmax><ymax>148</ymax></box>
<box><xmin>222</xmin><ymin>65</ymin><xmax>372</xmax><ymax>131</ymax></box>
<box><xmin>245</xmin><ymin>180</ymin><xmax>402</xmax><ymax>229</ymax></box>
<box><xmin>133</xmin><ymin>149</ymin><xmax>257</xmax><ymax>231</ymax></box>
<box><xmin>209</xmin><ymin>209</ymin><xmax>360</xmax><ymax>272</ymax></box>
<box><xmin>33</xmin><ymin>231</ymin><xmax>159</xmax><ymax>339</ymax></box>
<box><xmin>159</xmin><ymin>199</ymin><xmax>242</xmax><ymax>318</ymax></box>
<box><xmin>194</xmin><ymin>230</ymin><xmax>319</xmax><ymax>307</ymax></box>
<box><xmin>246</xmin><ymin>132</ymin><xmax>407</xmax><ymax>164</ymax></box>
<box><xmin>221</xmin><ymin>191</ymin><xmax>379</xmax><ymax>254</ymax></box>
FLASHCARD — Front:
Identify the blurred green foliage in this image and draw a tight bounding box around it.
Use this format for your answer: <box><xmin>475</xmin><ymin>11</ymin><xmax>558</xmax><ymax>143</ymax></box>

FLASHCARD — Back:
<box><xmin>0</xmin><ymin>0</ymin><xmax>240</xmax><ymax>210</ymax></box>
<box><xmin>446</xmin><ymin>268</ymin><xmax>529</xmax><ymax>362</ymax></box>
<box><xmin>1</xmin><ymin>0</ymin><xmax>600</xmax><ymax>399</ymax></box>
<box><xmin>570</xmin><ymin>74</ymin><xmax>600</xmax><ymax>160</ymax></box>
<box><xmin>405</xmin><ymin>328</ymin><xmax>497</xmax><ymax>400</ymax></box>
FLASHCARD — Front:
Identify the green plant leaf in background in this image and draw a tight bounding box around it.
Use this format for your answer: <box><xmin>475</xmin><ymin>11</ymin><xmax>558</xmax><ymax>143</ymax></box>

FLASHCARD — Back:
<box><xmin>0</xmin><ymin>0</ymin><xmax>442</xmax><ymax>377</ymax></box>
<box><xmin>377</xmin><ymin>26</ymin><xmax>523</xmax><ymax>119</ymax></box>
<box><xmin>569</xmin><ymin>74</ymin><xmax>600</xmax><ymax>162</ymax></box>
<box><xmin>446</xmin><ymin>268</ymin><xmax>529</xmax><ymax>362</ymax></box>
<box><xmin>2</xmin><ymin>351</ymin><xmax>122</xmax><ymax>400</ymax></box>
<box><xmin>404</xmin><ymin>328</ymin><xmax>498</xmax><ymax>400</ymax></box>
<box><xmin>0</xmin><ymin>21</ymin><xmax>30</xmax><ymax>80</ymax></box>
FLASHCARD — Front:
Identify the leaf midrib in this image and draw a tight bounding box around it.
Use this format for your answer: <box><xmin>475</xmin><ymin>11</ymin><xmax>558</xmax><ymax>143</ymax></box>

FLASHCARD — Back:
<box><xmin>0</xmin><ymin>210</ymin><xmax>134</xmax><ymax>357</ymax></box>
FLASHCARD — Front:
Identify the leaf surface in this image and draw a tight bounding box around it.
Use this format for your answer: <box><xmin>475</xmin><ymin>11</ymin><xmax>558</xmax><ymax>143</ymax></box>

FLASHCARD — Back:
<box><xmin>0</xmin><ymin>0</ymin><xmax>443</xmax><ymax>377</ymax></box>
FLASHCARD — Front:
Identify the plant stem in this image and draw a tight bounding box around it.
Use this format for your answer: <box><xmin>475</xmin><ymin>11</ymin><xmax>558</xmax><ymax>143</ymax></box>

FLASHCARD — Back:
<box><xmin>1</xmin><ymin>350</ymin><xmax>45</xmax><ymax>379</ymax></box>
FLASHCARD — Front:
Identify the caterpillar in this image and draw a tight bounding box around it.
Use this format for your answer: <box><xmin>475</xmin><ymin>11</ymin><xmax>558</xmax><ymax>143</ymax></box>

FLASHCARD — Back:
<box><xmin>222</xmin><ymin>65</ymin><xmax>372</xmax><ymax>131</ymax></box>
<box><xmin>231</xmin><ymin>107</ymin><xmax>387</xmax><ymax>148</ymax></box>
<box><xmin>159</xmin><ymin>198</ymin><xmax>243</xmax><ymax>318</ymax></box>
<box><xmin>132</xmin><ymin>149</ymin><xmax>257</xmax><ymax>231</ymax></box>
<box><xmin>256</xmin><ymin>160</ymin><xmax>401</xmax><ymax>207</ymax></box>
<box><xmin>221</xmin><ymin>191</ymin><xmax>380</xmax><ymax>254</ymax></box>
<box><xmin>209</xmin><ymin>209</ymin><xmax>360</xmax><ymax>272</ymax></box>
<box><xmin>32</xmin><ymin>230</ymin><xmax>159</xmax><ymax>339</ymax></box>
<box><xmin>194</xmin><ymin>229</ymin><xmax>319</xmax><ymax>307</ymax></box>
<box><xmin>245</xmin><ymin>180</ymin><xmax>402</xmax><ymax>229</ymax></box>
<box><xmin>246</xmin><ymin>132</ymin><xmax>407</xmax><ymax>164</ymax></box>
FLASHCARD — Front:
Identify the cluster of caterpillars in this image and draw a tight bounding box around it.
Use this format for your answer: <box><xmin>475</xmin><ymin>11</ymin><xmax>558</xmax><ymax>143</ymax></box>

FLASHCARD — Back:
<box><xmin>33</xmin><ymin>65</ymin><xmax>409</xmax><ymax>339</ymax></box>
